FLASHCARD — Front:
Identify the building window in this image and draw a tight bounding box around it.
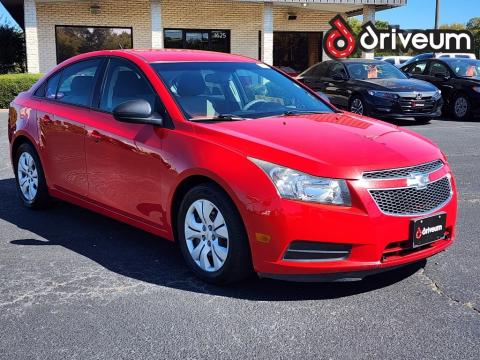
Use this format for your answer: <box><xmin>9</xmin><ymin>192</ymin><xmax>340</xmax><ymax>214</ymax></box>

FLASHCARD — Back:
<box><xmin>55</xmin><ymin>26</ymin><xmax>133</xmax><ymax>64</ymax></box>
<box><xmin>164</xmin><ymin>29</ymin><xmax>230</xmax><ymax>53</ymax></box>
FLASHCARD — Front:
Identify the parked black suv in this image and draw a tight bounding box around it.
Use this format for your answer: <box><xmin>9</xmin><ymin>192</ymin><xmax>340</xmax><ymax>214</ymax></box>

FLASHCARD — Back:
<box><xmin>402</xmin><ymin>58</ymin><xmax>480</xmax><ymax>120</ymax></box>
<box><xmin>297</xmin><ymin>59</ymin><xmax>443</xmax><ymax>122</ymax></box>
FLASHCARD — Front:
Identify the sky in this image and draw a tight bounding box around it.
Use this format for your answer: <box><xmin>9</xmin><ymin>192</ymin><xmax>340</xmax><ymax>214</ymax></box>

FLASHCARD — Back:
<box><xmin>0</xmin><ymin>0</ymin><xmax>478</xmax><ymax>31</ymax></box>
<box><xmin>377</xmin><ymin>0</ymin><xmax>479</xmax><ymax>29</ymax></box>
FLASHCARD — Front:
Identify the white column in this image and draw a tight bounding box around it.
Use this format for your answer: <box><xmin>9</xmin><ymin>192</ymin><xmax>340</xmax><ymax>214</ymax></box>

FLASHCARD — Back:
<box><xmin>262</xmin><ymin>2</ymin><xmax>273</xmax><ymax>65</ymax></box>
<box><xmin>362</xmin><ymin>5</ymin><xmax>376</xmax><ymax>59</ymax></box>
<box><xmin>24</xmin><ymin>0</ymin><xmax>40</xmax><ymax>73</ymax></box>
<box><xmin>151</xmin><ymin>0</ymin><xmax>163</xmax><ymax>48</ymax></box>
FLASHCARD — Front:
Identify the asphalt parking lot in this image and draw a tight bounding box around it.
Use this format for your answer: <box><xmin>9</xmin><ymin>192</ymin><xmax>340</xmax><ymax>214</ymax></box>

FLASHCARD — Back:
<box><xmin>0</xmin><ymin>111</ymin><xmax>479</xmax><ymax>359</ymax></box>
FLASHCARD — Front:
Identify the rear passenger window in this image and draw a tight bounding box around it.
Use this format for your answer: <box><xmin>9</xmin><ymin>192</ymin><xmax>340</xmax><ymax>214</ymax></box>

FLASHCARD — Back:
<box><xmin>34</xmin><ymin>72</ymin><xmax>61</xmax><ymax>99</ymax></box>
<box><xmin>56</xmin><ymin>59</ymin><xmax>101</xmax><ymax>107</ymax></box>
<box><xmin>99</xmin><ymin>58</ymin><xmax>157</xmax><ymax>112</ymax></box>
<box><xmin>45</xmin><ymin>72</ymin><xmax>61</xmax><ymax>99</ymax></box>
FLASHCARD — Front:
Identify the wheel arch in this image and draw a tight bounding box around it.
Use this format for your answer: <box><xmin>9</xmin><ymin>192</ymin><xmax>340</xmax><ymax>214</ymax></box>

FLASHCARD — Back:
<box><xmin>10</xmin><ymin>134</ymin><xmax>39</xmax><ymax>167</ymax></box>
<box><xmin>169</xmin><ymin>173</ymin><xmax>248</xmax><ymax>244</ymax></box>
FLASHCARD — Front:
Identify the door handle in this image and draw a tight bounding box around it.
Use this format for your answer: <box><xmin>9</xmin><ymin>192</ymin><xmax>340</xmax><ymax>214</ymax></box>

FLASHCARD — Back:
<box><xmin>90</xmin><ymin>130</ymin><xmax>102</xmax><ymax>143</ymax></box>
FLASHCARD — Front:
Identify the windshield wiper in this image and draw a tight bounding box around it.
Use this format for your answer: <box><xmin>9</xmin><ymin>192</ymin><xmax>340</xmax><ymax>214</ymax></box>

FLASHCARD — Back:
<box><xmin>282</xmin><ymin>110</ymin><xmax>331</xmax><ymax>116</ymax></box>
<box><xmin>190</xmin><ymin>114</ymin><xmax>246</xmax><ymax>122</ymax></box>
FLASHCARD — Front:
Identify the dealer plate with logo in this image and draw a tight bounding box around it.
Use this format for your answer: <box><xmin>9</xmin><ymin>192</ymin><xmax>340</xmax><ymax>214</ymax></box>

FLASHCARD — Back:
<box><xmin>410</xmin><ymin>213</ymin><xmax>446</xmax><ymax>248</ymax></box>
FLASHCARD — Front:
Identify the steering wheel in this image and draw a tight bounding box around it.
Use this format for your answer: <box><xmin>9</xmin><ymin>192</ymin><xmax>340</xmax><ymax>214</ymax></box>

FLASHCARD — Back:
<box><xmin>243</xmin><ymin>99</ymin><xmax>270</xmax><ymax>111</ymax></box>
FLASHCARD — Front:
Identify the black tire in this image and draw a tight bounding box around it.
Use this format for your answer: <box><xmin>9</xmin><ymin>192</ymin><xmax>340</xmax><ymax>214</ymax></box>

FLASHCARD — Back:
<box><xmin>177</xmin><ymin>183</ymin><xmax>253</xmax><ymax>284</ymax></box>
<box><xmin>14</xmin><ymin>142</ymin><xmax>51</xmax><ymax>209</ymax></box>
<box><xmin>349</xmin><ymin>96</ymin><xmax>367</xmax><ymax>116</ymax></box>
<box><xmin>414</xmin><ymin>117</ymin><xmax>432</xmax><ymax>124</ymax></box>
<box><xmin>450</xmin><ymin>93</ymin><xmax>471</xmax><ymax>121</ymax></box>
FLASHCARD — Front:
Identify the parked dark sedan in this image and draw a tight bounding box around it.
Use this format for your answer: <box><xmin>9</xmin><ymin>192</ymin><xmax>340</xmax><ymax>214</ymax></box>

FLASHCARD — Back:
<box><xmin>297</xmin><ymin>59</ymin><xmax>443</xmax><ymax>122</ymax></box>
<box><xmin>402</xmin><ymin>58</ymin><xmax>480</xmax><ymax>120</ymax></box>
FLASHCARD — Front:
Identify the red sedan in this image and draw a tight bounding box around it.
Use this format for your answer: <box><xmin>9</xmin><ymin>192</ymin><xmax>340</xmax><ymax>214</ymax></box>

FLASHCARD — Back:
<box><xmin>8</xmin><ymin>50</ymin><xmax>457</xmax><ymax>284</ymax></box>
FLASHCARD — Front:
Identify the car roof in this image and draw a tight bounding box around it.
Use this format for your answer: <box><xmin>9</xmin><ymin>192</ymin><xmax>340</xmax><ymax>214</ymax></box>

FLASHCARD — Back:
<box><xmin>72</xmin><ymin>49</ymin><xmax>259</xmax><ymax>63</ymax></box>
<box><xmin>332</xmin><ymin>59</ymin><xmax>385</xmax><ymax>65</ymax></box>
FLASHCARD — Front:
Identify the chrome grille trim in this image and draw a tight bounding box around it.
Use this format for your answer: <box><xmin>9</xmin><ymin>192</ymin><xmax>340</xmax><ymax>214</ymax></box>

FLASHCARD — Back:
<box><xmin>363</xmin><ymin>159</ymin><xmax>444</xmax><ymax>180</ymax></box>
<box><xmin>369</xmin><ymin>175</ymin><xmax>453</xmax><ymax>217</ymax></box>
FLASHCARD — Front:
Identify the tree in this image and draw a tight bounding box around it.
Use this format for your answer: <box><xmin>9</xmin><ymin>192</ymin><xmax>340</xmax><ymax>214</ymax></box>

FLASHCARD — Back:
<box><xmin>440</xmin><ymin>23</ymin><xmax>466</xmax><ymax>30</ymax></box>
<box><xmin>0</xmin><ymin>25</ymin><xmax>26</xmax><ymax>73</ymax></box>
<box><xmin>466</xmin><ymin>17</ymin><xmax>480</xmax><ymax>58</ymax></box>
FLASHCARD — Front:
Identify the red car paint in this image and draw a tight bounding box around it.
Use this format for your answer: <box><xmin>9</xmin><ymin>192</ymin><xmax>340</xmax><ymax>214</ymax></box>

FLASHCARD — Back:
<box><xmin>8</xmin><ymin>50</ymin><xmax>457</xmax><ymax>280</ymax></box>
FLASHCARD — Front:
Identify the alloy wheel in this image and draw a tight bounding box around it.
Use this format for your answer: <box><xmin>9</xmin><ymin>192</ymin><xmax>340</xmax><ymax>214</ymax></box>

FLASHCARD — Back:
<box><xmin>454</xmin><ymin>97</ymin><xmax>468</xmax><ymax>118</ymax></box>
<box><xmin>350</xmin><ymin>98</ymin><xmax>364</xmax><ymax>115</ymax></box>
<box><xmin>184</xmin><ymin>199</ymin><xmax>229</xmax><ymax>272</ymax></box>
<box><xmin>17</xmin><ymin>152</ymin><xmax>38</xmax><ymax>201</ymax></box>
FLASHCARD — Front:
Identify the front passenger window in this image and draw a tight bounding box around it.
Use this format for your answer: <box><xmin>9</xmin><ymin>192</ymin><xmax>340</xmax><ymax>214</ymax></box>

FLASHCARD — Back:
<box><xmin>100</xmin><ymin>58</ymin><xmax>157</xmax><ymax>113</ymax></box>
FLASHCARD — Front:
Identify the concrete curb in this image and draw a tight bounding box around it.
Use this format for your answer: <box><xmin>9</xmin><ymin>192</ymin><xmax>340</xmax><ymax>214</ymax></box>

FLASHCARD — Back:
<box><xmin>0</xmin><ymin>109</ymin><xmax>9</xmax><ymax>113</ymax></box>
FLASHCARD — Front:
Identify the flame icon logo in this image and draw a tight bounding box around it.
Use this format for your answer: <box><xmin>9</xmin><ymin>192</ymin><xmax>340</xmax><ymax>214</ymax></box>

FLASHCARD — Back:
<box><xmin>324</xmin><ymin>15</ymin><xmax>357</xmax><ymax>59</ymax></box>
<box><xmin>416</xmin><ymin>227</ymin><xmax>423</xmax><ymax>240</ymax></box>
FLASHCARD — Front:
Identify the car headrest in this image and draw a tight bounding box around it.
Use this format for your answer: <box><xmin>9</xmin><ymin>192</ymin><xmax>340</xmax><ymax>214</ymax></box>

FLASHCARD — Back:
<box><xmin>114</xmin><ymin>71</ymin><xmax>150</xmax><ymax>98</ymax></box>
<box><xmin>70</xmin><ymin>76</ymin><xmax>93</xmax><ymax>95</ymax></box>
<box><xmin>176</xmin><ymin>72</ymin><xmax>206</xmax><ymax>97</ymax></box>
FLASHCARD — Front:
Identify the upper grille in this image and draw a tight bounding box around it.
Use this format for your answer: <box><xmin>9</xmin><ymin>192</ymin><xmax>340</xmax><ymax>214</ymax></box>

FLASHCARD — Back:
<box><xmin>369</xmin><ymin>176</ymin><xmax>452</xmax><ymax>216</ymax></box>
<box><xmin>363</xmin><ymin>160</ymin><xmax>444</xmax><ymax>180</ymax></box>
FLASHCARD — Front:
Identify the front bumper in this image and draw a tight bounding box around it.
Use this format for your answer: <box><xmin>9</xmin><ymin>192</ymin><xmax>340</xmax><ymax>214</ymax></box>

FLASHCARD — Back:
<box><xmin>365</xmin><ymin>95</ymin><xmax>443</xmax><ymax>119</ymax></box>
<box><xmin>246</xmin><ymin>164</ymin><xmax>457</xmax><ymax>279</ymax></box>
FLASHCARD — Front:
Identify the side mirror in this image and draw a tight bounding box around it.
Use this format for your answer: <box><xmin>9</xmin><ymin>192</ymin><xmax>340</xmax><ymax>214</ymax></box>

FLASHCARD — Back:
<box><xmin>332</xmin><ymin>72</ymin><xmax>348</xmax><ymax>81</ymax></box>
<box><xmin>113</xmin><ymin>99</ymin><xmax>163</xmax><ymax>126</ymax></box>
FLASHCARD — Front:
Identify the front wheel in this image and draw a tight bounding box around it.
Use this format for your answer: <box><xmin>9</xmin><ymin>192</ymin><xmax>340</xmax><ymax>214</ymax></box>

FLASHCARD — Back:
<box><xmin>349</xmin><ymin>96</ymin><xmax>367</xmax><ymax>116</ymax></box>
<box><xmin>451</xmin><ymin>94</ymin><xmax>471</xmax><ymax>121</ymax></box>
<box><xmin>177</xmin><ymin>184</ymin><xmax>253</xmax><ymax>284</ymax></box>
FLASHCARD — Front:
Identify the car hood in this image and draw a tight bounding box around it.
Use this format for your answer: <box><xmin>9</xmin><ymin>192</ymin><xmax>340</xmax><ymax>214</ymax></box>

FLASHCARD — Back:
<box><xmin>356</xmin><ymin>78</ymin><xmax>437</xmax><ymax>92</ymax></box>
<box><xmin>194</xmin><ymin>113</ymin><xmax>443</xmax><ymax>179</ymax></box>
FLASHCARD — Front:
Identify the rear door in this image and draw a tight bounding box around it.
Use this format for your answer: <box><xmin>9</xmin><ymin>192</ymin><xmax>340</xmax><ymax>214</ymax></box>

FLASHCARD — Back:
<box><xmin>35</xmin><ymin>58</ymin><xmax>104</xmax><ymax>197</ymax></box>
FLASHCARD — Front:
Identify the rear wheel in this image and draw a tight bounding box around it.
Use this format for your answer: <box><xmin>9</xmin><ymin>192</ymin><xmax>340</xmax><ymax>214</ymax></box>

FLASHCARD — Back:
<box><xmin>451</xmin><ymin>94</ymin><xmax>471</xmax><ymax>121</ymax></box>
<box><xmin>350</xmin><ymin>96</ymin><xmax>367</xmax><ymax>116</ymax></box>
<box><xmin>177</xmin><ymin>183</ymin><xmax>252</xmax><ymax>284</ymax></box>
<box><xmin>14</xmin><ymin>143</ymin><xmax>50</xmax><ymax>209</ymax></box>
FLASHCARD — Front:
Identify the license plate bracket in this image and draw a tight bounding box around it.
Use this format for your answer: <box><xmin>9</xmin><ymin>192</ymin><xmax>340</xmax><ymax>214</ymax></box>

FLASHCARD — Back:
<box><xmin>410</xmin><ymin>213</ymin><xmax>447</xmax><ymax>248</ymax></box>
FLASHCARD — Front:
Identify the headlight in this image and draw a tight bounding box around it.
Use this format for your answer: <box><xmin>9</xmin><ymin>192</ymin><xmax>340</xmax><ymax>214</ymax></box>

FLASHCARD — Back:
<box><xmin>432</xmin><ymin>89</ymin><xmax>442</xmax><ymax>100</ymax></box>
<box><xmin>473</xmin><ymin>86</ymin><xmax>480</xmax><ymax>93</ymax></box>
<box><xmin>367</xmin><ymin>90</ymin><xmax>399</xmax><ymax>100</ymax></box>
<box><xmin>249</xmin><ymin>158</ymin><xmax>351</xmax><ymax>206</ymax></box>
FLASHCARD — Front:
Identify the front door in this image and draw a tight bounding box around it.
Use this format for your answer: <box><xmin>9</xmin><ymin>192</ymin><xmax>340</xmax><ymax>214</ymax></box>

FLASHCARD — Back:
<box><xmin>84</xmin><ymin>57</ymin><xmax>169</xmax><ymax>229</ymax></box>
<box><xmin>324</xmin><ymin>62</ymin><xmax>349</xmax><ymax>108</ymax></box>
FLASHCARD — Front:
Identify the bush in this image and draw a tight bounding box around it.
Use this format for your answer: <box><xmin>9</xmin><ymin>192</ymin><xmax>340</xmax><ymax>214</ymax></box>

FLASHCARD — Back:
<box><xmin>0</xmin><ymin>73</ymin><xmax>43</xmax><ymax>108</ymax></box>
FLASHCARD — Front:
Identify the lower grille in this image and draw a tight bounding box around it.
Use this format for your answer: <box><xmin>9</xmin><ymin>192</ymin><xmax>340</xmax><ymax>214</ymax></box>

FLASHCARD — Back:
<box><xmin>369</xmin><ymin>176</ymin><xmax>452</xmax><ymax>216</ymax></box>
<box><xmin>399</xmin><ymin>96</ymin><xmax>436</xmax><ymax>113</ymax></box>
<box><xmin>284</xmin><ymin>241</ymin><xmax>351</xmax><ymax>261</ymax></box>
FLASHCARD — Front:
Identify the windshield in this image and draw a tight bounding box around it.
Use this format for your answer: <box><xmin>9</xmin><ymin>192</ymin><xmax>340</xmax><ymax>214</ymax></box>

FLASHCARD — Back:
<box><xmin>445</xmin><ymin>59</ymin><xmax>480</xmax><ymax>78</ymax></box>
<box><xmin>346</xmin><ymin>62</ymin><xmax>408</xmax><ymax>80</ymax></box>
<box><xmin>151</xmin><ymin>62</ymin><xmax>333</xmax><ymax>120</ymax></box>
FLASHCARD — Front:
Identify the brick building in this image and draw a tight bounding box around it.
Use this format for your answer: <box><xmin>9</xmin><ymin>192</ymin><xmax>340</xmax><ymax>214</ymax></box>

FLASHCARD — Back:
<box><xmin>1</xmin><ymin>0</ymin><xmax>406</xmax><ymax>74</ymax></box>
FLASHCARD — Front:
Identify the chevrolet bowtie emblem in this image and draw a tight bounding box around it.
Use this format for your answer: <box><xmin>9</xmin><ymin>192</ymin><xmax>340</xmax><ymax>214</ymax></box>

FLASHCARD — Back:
<box><xmin>407</xmin><ymin>172</ymin><xmax>430</xmax><ymax>190</ymax></box>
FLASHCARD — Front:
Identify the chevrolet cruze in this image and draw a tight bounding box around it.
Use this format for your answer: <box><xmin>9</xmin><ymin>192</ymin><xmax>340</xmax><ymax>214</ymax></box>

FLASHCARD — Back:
<box><xmin>8</xmin><ymin>50</ymin><xmax>457</xmax><ymax>284</ymax></box>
